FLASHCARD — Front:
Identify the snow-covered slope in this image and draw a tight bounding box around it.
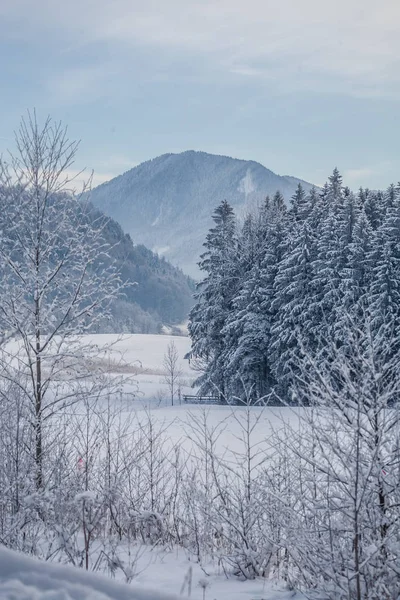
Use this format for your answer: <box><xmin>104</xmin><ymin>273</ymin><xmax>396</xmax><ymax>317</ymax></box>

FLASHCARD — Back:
<box><xmin>0</xmin><ymin>546</ymin><xmax>182</xmax><ymax>600</ymax></box>
<box><xmin>89</xmin><ymin>151</ymin><xmax>315</xmax><ymax>277</ymax></box>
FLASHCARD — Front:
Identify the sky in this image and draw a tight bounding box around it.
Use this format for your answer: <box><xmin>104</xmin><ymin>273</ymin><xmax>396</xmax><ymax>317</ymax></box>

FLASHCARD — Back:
<box><xmin>0</xmin><ymin>0</ymin><xmax>399</xmax><ymax>189</ymax></box>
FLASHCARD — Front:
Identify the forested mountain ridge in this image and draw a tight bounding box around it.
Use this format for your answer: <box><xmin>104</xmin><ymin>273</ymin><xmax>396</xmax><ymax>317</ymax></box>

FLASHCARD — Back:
<box><xmin>89</xmin><ymin>151</ymin><xmax>315</xmax><ymax>277</ymax></box>
<box><xmin>0</xmin><ymin>188</ymin><xmax>194</xmax><ymax>334</ymax></box>
<box><xmin>81</xmin><ymin>203</ymin><xmax>195</xmax><ymax>332</ymax></box>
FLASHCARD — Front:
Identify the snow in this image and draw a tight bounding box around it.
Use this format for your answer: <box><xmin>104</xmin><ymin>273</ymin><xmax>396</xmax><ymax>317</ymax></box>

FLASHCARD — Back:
<box><xmin>86</xmin><ymin>333</ymin><xmax>196</xmax><ymax>403</ymax></box>
<box><xmin>65</xmin><ymin>334</ymin><xmax>193</xmax><ymax>375</ymax></box>
<box><xmin>0</xmin><ymin>333</ymin><xmax>307</xmax><ymax>600</ymax></box>
<box><xmin>130</xmin><ymin>548</ymin><xmax>304</xmax><ymax>600</ymax></box>
<box><xmin>0</xmin><ymin>545</ymin><xmax>304</xmax><ymax>600</ymax></box>
<box><xmin>125</xmin><ymin>404</ymin><xmax>290</xmax><ymax>455</ymax></box>
<box><xmin>0</xmin><ymin>545</ymin><xmax>182</xmax><ymax>600</ymax></box>
<box><xmin>238</xmin><ymin>168</ymin><xmax>256</xmax><ymax>199</ymax></box>
<box><xmin>2</xmin><ymin>333</ymin><xmax>196</xmax><ymax>404</ymax></box>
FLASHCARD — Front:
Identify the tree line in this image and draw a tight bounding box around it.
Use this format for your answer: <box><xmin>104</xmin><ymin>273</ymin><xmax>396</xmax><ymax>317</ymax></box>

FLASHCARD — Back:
<box><xmin>189</xmin><ymin>170</ymin><xmax>400</xmax><ymax>404</ymax></box>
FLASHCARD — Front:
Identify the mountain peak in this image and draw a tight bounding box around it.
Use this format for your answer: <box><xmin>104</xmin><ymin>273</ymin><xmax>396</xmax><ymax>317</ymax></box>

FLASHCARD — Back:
<box><xmin>90</xmin><ymin>151</ymin><xmax>314</xmax><ymax>277</ymax></box>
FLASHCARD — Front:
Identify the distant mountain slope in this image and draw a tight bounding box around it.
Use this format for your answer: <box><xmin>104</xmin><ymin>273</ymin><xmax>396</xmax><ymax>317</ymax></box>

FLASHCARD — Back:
<box><xmin>0</xmin><ymin>187</ymin><xmax>194</xmax><ymax>334</ymax></box>
<box><xmin>89</xmin><ymin>151</ymin><xmax>315</xmax><ymax>277</ymax></box>
<box><xmin>90</xmin><ymin>206</ymin><xmax>195</xmax><ymax>333</ymax></box>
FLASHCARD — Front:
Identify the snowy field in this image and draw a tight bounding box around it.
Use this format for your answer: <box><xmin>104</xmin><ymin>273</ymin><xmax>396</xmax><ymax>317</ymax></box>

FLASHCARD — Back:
<box><xmin>4</xmin><ymin>333</ymin><xmax>396</xmax><ymax>598</ymax></box>
<box><xmin>84</xmin><ymin>333</ymin><xmax>197</xmax><ymax>404</ymax></box>
<box><xmin>71</xmin><ymin>333</ymin><xmax>295</xmax><ymax>451</ymax></box>
<box><xmin>125</xmin><ymin>546</ymin><xmax>306</xmax><ymax>600</ymax></box>
<box><xmin>3</xmin><ymin>333</ymin><xmax>197</xmax><ymax>405</ymax></box>
<box><xmin>70</xmin><ymin>334</ymin><xmax>303</xmax><ymax>600</ymax></box>
<box><xmin>0</xmin><ymin>333</ymin><xmax>307</xmax><ymax>600</ymax></box>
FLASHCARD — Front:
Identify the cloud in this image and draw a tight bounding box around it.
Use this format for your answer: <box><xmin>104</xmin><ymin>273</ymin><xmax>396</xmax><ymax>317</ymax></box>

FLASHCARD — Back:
<box><xmin>64</xmin><ymin>168</ymin><xmax>115</xmax><ymax>190</ymax></box>
<box><xmin>343</xmin><ymin>161</ymin><xmax>396</xmax><ymax>188</ymax></box>
<box><xmin>344</xmin><ymin>167</ymin><xmax>377</xmax><ymax>183</ymax></box>
<box><xmin>47</xmin><ymin>63</ymin><xmax>120</xmax><ymax>104</ymax></box>
<box><xmin>65</xmin><ymin>156</ymin><xmax>137</xmax><ymax>189</ymax></box>
<box><xmin>95</xmin><ymin>155</ymin><xmax>138</xmax><ymax>173</ymax></box>
<box><xmin>2</xmin><ymin>0</ymin><xmax>400</xmax><ymax>97</ymax></box>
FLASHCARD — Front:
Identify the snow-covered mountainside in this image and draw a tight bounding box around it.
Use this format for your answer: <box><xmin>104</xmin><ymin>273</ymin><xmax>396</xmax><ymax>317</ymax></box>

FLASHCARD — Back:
<box><xmin>89</xmin><ymin>151</ymin><xmax>315</xmax><ymax>277</ymax></box>
<box><xmin>0</xmin><ymin>546</ymin><xmax>182</xmax><ymax>600</ymax></box>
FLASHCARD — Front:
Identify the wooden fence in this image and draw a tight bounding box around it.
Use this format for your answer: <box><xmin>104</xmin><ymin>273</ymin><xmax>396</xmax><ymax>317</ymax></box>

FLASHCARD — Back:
<box><xmin>182</xmin><ymin>395</ymin><xmax>221</xmax><ymax>405</ymax></box>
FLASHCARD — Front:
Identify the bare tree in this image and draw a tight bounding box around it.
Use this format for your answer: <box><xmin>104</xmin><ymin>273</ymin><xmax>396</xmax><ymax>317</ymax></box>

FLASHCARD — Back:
<box><xmin>0</xmin><ymin>112</ymin><xmax>124</xmax><ymax>489</ymax></box>
<box><xmin>273</xmin><ymin>312</ymin><xmax>400</xmax><ymax>599</ymax></box>
<box><xmin>163</xmin><ymin>340</ymin><xmax>182</xmax><ymax>405</ymax></box>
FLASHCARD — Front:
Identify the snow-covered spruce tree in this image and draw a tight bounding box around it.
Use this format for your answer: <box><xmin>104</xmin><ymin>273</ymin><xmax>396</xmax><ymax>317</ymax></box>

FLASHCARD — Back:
<box><xmin>221</xmin><ymin>212</ymin><xmax>268</xmax><ymax>401</ymax></box>
<box><xmin>189</xmin><ymin>171</ymin><xmax>400</xmax><ymax>407</ymax></box>
<box><xmin>362</xmin><ymin>187</ymin><xmax>383</xmax><ymax>230</ymax></box>
<box><xmin>270</xmin><ymin>221</ymin><xmax>315</xmax><ymax>399</ymax></box>
<box><xmin>276</xmin><ymin>312</ymin><xmax>400</xmax><ymax>599</ymax></box>
<box><xmin>369</xmin><ymin>240</ymin><xmax>400</xmax><ymax>340</ymax></box>
<box><xmin>340</xmin><ymin>209</ymin><xmax>373</xmax><ymax>314</ymax></box>
<box><xmin>0</xmin><ymin>113</ymin><xmax>124</xmax><ymax>490</ymax></box>
<box><xmin>222</xmin><ymin>197</ymin><xmax>288</xmax><ymax>401</ymax></box>
<box><xmin>289</xmin><ymin>183</ymin><xmax>310</xmax><ymax>225</ymax></box>
<box><xmin>189</xmin><ymin>200</ymin><xmax>238</xmax><ymax>401</ymax></box>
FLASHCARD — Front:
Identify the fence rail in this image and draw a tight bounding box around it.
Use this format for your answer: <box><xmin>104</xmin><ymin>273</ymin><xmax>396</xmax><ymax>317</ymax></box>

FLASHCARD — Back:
<box><xmin>183</xmin><ymin>395</ymin><xmax>221</xmax><ymax>405</ymax></box>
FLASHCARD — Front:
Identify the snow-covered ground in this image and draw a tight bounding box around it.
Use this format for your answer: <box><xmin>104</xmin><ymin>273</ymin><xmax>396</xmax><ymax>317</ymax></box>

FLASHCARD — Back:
<box><xmin>0</xmin><ymin>545</ymin><xmax>304</xmax><ymax>600</ymax></box>
<box><xmin>0</xmin><ymin>545</ymin><xmax>182</xmax><ymax>600</ymax></box>
<box><xmin>86</xmin><ymin>333</ymin><xmax>196</xmax><ymax>404</ymax></box>
<box><xmin>0</xmin><ymin>333</ymin><xmax>306</xmax><ymax>600</ymax></box>
<box><xmin>71</xmin><ymin>335</ymin><xmax>302</xmax><ymax>599</ymax></box>
<box><xmin>128</xmin><ymin>547</ymin><xmax>303</xmax><ymax>600</ymax></box>
<box><xmin>81</xmin><ymin>334</ymin><xmax>193</xmax><ymax>376</ymax></box>
<box><xmin>3</xmin><ymin>333</ymin><xmax>196</xmax><ymax>405</ymax></box>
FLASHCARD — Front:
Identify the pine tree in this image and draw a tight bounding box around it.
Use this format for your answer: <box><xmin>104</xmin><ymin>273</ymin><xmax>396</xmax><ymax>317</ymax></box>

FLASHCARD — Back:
<box><xmin>189</xmin><ymin>170</ymin><xmax>400</xmax><ymax>407</ymax></box>
<box><xmin>364</xmin><ymin>190</ymin><xmax>384</xmax><ymax>230</ymax></box>
<box><xmin>290</xmin><ymin>183</ymin><xmax>311</xmax><ymax>225</ymax></box>
<box><xmin>327</xmin><ymin>167</ymin><xmax>343</xmax><ymax>205</ymax></box>
<box><xmin>189</xmin><ymin>201</ymin><xmax>238</xmax><ymax>400</ymax></box>
<box><xmin>369</xmin><ymin>188</ymin><xmax>400</xmax><ymax>337</ymax></box>
<box><xmin>271</xmin><ymin>222</ymin><xmax>315</xmax><ymax>399</ymax></box>
<box><xmin>340</xmin><ymin>209</ymin><xmax>373</xmax><ymax>313</ymax></box>
<box><xmin>222</xmin><ymin>199</ymin><xmax>288</xmax><ymax>401</ymax></box>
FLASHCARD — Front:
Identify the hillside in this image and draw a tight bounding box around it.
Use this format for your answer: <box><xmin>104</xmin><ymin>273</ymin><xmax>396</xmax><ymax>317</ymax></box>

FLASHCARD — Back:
<box><xmin>87</xmin><ymin>205</ymin><xmax>195</xmax><ymax>333</ymax></box>
<box><xmin>0</xmin><ymin>188</ymin><xmax>194</xmax><ymax>334</ymax></box>
<box><xmin>89</xmin><ymin>151</ymin><xmax>315</xmax><ymax>277</ymax></box>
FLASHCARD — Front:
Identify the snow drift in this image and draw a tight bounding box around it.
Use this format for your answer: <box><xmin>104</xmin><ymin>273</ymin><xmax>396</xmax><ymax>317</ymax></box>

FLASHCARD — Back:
<box><xmin>0</xmin><ymin>546</ymin><xmax>182</xmax><ymax>600</ymax></box>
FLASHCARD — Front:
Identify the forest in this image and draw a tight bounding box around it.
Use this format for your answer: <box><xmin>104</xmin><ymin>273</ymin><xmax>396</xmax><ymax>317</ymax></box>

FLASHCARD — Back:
<box><xmin>189</xmin><ymin>171</ymin><xmax>400</xmax><ymax>404</ymax></box>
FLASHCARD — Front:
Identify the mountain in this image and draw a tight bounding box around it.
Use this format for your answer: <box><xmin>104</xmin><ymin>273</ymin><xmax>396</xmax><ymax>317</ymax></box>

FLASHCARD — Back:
<box><xmin>89</xmin><ymin>151</ymin><xmax>315</xmax><ymax>277</ymax></box>
<box><xmin>0</xmin><ymin>186</ymin><xmax>194</xmax><ymax>335</ymax></box>
<box><xmin>89</xmin><ymin>206</ymin><xmax>195</xmax><ymax>333</ymax></box>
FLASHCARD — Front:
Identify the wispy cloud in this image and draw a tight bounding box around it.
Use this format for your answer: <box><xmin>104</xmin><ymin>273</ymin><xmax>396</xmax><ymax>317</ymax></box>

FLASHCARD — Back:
<box><xmin>344</xmin><ymin>167</ymin><xmax>378</xmax><ymax>183</ymax></box>
<box><xmin>47</xmin><ymin>63</ymin><xmax>119</xmax><ymax>104</ymax></box>
<box><xmin>2</xmin><ymin>0</ymin><xmax>400</xmax><ymax>97</ymax></box>
<box><xmin>95</xmin><ymin>155</ymin><xmax>138</xmax><ymax>173</ymax></box>
<box><xmin>343</xmin><ymin>162</ymin><xmax>397</xmax><ymax>188</ymax></box>
<box><xmin>65</xmin><ymin>156</ymin><xmax>137</xmax><ymax>189</ymax></box>
<box><xmin>64</xmin><ymin>169</ymin><xmax>115</xmax><ymax>190</ymax></box>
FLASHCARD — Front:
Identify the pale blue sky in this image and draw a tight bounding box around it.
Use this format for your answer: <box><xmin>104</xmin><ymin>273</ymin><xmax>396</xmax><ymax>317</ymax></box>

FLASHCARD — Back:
<box><xmin>0</xmin><ymin>0</ymin><xmax>399</xmax><ymax>189</ymax></box>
